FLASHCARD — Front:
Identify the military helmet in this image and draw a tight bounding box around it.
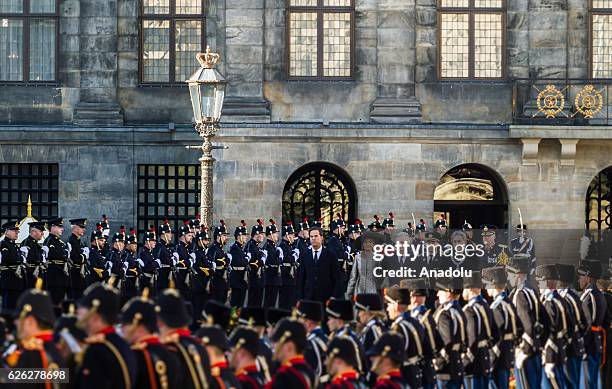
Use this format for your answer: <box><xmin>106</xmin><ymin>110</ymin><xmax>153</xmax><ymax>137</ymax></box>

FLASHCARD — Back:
<box><xmin>234</xmin><ymin>220</ymin><xmax>248</xmax><ymax>238</ymax></box>
<box><xmin>382</xmin><ymin>212</ymin><xmax>395</xmax><ymax>228</ymax></box>
<box><xmin>251</xmin><ymin>219</ymin><xmax>264</xmax><ymax>236</ymax></box>
<box><xmin>144</xmin><ymin>225</ymin><xmax>157</xmax><ymax>242</ymax></box>
<box><xmin>296</xmin><ymin>217</ymin><xmax>310</xmax><ymax>232</ymax></box>
<box><xmin>178</xmin><ymin>220</ymin><xmax>191</xmax><ymax>237</ymax></box>
<box><xmin>213</xmin><ymin>220</ymin><xmax>229</xmax><ymax>239</ymax></box>
<box><xmin>158</xmin><ymin>219</ymin><xmax>172</xmax><ymax>235</ymax></box>
<box><xmin>196</xmin><ymin>225</ymin><xmax>210</xmax><ymax>241</ymax></box>
<box><xmin>265</xmin><ymin>219</ymin><xmax>278</xmax><ymax>235</ymax></box>
<box><xmin>331</xmin><ymin>213</ymin><xmax>346</xmax><ymax>231</ymax></box>
<box><xmin>125</xmin><ymin>227</ymin><xmax>138</xmax><ymax>245</ymax></box>
<box><xmin>282</xmin><ymin>222</ymin><xmax>295</xmax><ymax>237</ymax></box>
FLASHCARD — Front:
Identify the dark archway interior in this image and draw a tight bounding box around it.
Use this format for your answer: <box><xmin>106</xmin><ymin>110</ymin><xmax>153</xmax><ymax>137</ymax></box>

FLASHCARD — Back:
<box><xmin>434</xmin><ymin>164</ymin><xmax>509</xmax><ymax>229</ymax></box>
<box><xmin>586</xmin><ymin>167</ymin><xmax>612</xmax><ymax>232</ymax></box>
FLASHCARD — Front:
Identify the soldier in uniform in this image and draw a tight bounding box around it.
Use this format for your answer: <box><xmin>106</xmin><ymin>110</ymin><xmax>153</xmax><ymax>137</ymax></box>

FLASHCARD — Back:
<box><xmin>462</xmin><ymin>220</ymin><xmax>475</xmax><ymax>244</ymax></box>
<box><xmin>263</xmin><ymin>219</ymin><xmax>282</xmax><ymax>308</ymax></box>
<box><xmin>239</xmin><ymin>307</ymin><xmax>273</xmax><ymax>380</ymax></box>
<box><xmin>86</xmin><ymin>226</ymin><xmax>108</xmax><ymax>286</ymax></box>
<box><xmin>326</xmin><ymin>298</ymin><xmax>366</xmax><ymax>375</ymax></box>
<box><xmin>20</xmin><ymin>221</ymin><xmax>46</xmax><ymax>289</ymax></box>
<box><xmin>153</xmin><ymin>219</ymin><xmax>174</xmax><ymax>292</ymax></box>
<box><xmin>120</xmin><ymin>289</ymin><xmax>180</xmax><ymax>389</ymax></box>
<box><xmin>188</xmin><ymin>215</ymin><xmax>201</xmax><ymax>251</ymax></box>
<box><xmin>384</xmin><ymin>284</ymin><xmax>428</xmax><ymax>389</ymax></box>
<box><xmin>296</xmin><ymin>299</ymin><xmax>328</xmax><ymax>377</ymax></box>
<box><xmin>578</xmin><ymin>259</ymin><xmax>608</xmax><ymax>389</ymax></box>
<box><xmin>68</xmin><ymin>218</ymin><xmax>88</xmax><ymax>300</ymax></box>
<box><xmin>508</xmin><ymin>255</ymin><xmax>545</xmax><ymax>389</ymax></box>
<box><xmin>156</xmin><ymin>288</ymin><xmax>212</xmax><ymax>389</ymax></box>
<box><xmin>534</xmin><ymin>264</ymin><xmax>568</xmax><ymax>389</ymax></box>
<box><xmin>478</xmin><ymin>225</ymin><xmax>508</xmax><ymax>269</ymax></box>
<box><xmin>557</xmin><ymin>263</ymin><xmax>588</xmax><ymax>389</ymax></box>
<box><xmin>327</xmin><ymin>214</ymin><xmax>349</xmax><ymax>294</ymax></box>
<box><xmin>137</xmin><ymin>226</ymin><xmax>159</xmax><ymax>296</ymax></box>
<box><xmin>433</xmin><ymin>277</ymin><xmax>467</xmax><ymax>389</ymax></box>
<box><xmin>295</xmin><ymin>217</ymin><xmax>311</xmax><ymax>254</ymax></box>
<box><xmin>53</xmin><ymin>302</ymin><xmax>87</xmax><ymax>385</ymax></box>
<box><xmin>202</xmin><ymin>300</ymin><xmax>232</xmax><ymax>329</ymax></box>
<box><xmin>98</xmin><ymin>214</ymin><xmax>111</xmax><ymax>256</ymax></box>
<box><xmin>368</xmin><ymin>215</ymin><xmax>383</xmax><ymax>232</ymax></box>
<box><xmin>75</xmin><ymin>282</ymin><xmax>137</xmax><ymax>389</ymax></box>
<box><xmin>278</xmin><ymin>222</ymin><xmax>300</xmax><ymax>310</ymax></box>
<box><xmin>191</xmin><ymin>226</ymin><xmax>212</xmax><ymax>325</ymax></box>
<box><xmin>267</xmin><ymin>318</ymin><xmax>315</xmax><ymax>388</ymax></box>
<box><xmin>197</xmin><ymin>324</ymin><xmax>241</xmax><ymax>389</ymax></box>
<box><xmin>462</xmin><ymin>272</ymin><xmax>498</xmax><ymax>389</ymax></box>
<box><xmin>346</xmin><ymin>221</ymin><xmax>362</xmax><ymax>273</ymax></box>
<box><xmin>43</xmin><ymin>218</ymin><xmax>70</xmax><ymax>307</ymax></box>
<box><xmin>228</xmin><ymin>326</ymin><xmax>267</xmax><ymax>389</ymax></box>
<box><xmin>174</xmin><ymin>221</ymin><xmax>195</xmax><ymax>301</ymax></box>
<box><xmin>354</xmin><ymin>293</ymin><xmax>387</xmax><ymax>352</ymax></box>
<box><xmin>4</xmin><ymin>280</ymin><xmax>66</xmax><ymax>388</ymax></box>
<box><xmin>245</xmin><ymin>220</ymin><xmax>265</xmax><ymax>307</ymax></box>
<box><xmin>366</xmin><ymin>332</ymin><xmax>411</xmax><ymax>389</ymax></box>
<box><xmin>106</xmin><ymin>230</ymin><xmax>127</xmax><ymax>289</ymax></box>
<box><xmin>0</xmin><ymin>221</ymin><xmax>26</xmax><ymax>317</ymax></box>
<box><xmin>323</xmin><ymin>335</ymin><xmax>368</xmax><ymax>389</ymax></box>
<box><xmin>482</xmin><ymin>266</ymin><xmax>519</xmax><ymax>389</ymax></box>
<box><xmin>509</xmin><ymin>223</ymin><xmax>536</xmax><ymax>272</ymax></box>
<box><xmin>207</xmin><ymin>220</ymin><xmax>230</xmax><ymax>303</ymax></box>
<box><xmin>122</xmin><ymin>228</ymin><xmax>141</xmax><ymax>304</ymax></box>
<box><xmin>229</xmin><ymin>220</ymin><xmax>249</xmax><ymax>307</ymax></box>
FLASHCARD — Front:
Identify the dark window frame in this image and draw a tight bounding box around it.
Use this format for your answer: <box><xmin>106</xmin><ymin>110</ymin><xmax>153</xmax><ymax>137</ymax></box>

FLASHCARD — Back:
<box><xmin>0</xmin><ymin>0</ymin><xmax>60</xmax><ymax>84</ymax></box>
<box><xmin>437</xmin><ymin>0</ymin><xmax>506</xmax><ymax>81</ymax></box>
<box><xmin>0</xmin><ymin>163</ymin><xmax>58</xmax><ymax>226</ymax></box>
<box><xmin>588</xmin><ymin>0</ymin><xmax>612</xmax><ymax>79</ymax></box>
<box><xmin>285</xmin><ymin>0</ymin><xmax>355</xmax><ymax>81</ymax></box>
<box><xmin>138</xmin><ymin>0</ymin><xmax>207</xmax><ymax>86</ymax></box>
<box><xmin>136</xmin><ymin>164</ymin><xmax>200</xmax><ymax>241</ymax></box>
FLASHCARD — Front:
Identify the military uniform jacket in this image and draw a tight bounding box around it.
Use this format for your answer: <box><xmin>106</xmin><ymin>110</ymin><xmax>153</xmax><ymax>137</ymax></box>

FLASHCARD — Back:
<box><xmin>463</xmin><ymin>295</ymin><xmax>498</xmax><ymax>377</ymax></box>
<box><xmin>236</xmin><ymin>364</ymin><xmax>266</xmax><ymax>389</ymax></box>
<box><xmin>581</xmin><ymin>284</ymin><xmax>608</xmax><ymax>356</ymax></box>
<box><xmin>332</xmin><ymin>325</ymin><xmax>366</xmax><ymax>375</ymax></box>
<box><xmin>509</xmin><ymin>237</ymin><xmax>535</xmax><ymax>261</ymax></box>
<box><xmin>490</xmin><ymin>291</ymin><xmax>520</xmax><ymax>370</ymax></box>
<box><xmin>43</xmin><ymin>234</ymin><xmax>70</xmax><ymax>288</ymax></box>
<box><xmin>20</xmin><ymin>236</ymin><xmax>44</xmax><ymax>266</ymax></box>
<box><xmin>477</xmin><ymin>243</ymin><xmax>506</xmax><ymax>268</ymax></box>
<box><xmin>106</xmin><ymin>248</ymin><xmax>126</xmax><ymax>279</ymax></box>
<box><xmin>5</xmin><ymin>331</ymin><xmax>66</xmax><ymax>389</ymax></box>
<box><xmin>210</xmin><ymin>361</ymin><xmax>241</xmax><ymax>389</ymax></box>
<box><xmin>68</xmin><ymin>233</ymin><xmax>87</xmax><ymax>278</ymax></box>
<box><xmin>153</xmin><ymin>240</ymin><xmax>174</xmax><ymax>288</ymax></box>
<box><xmin>228</xmin><ymin>241</ymin><xmax>249</xmax><ymax>289</ymax></box>
<box><xmin>76</xmin><ymin>327</ymin><xmax>137</xmax><ymax>389</ymax></box>
<box><xmin>510</xmin><ymin>283</ymin><xmax>545</xmax><ymax>356</ymax></box>
<box><xmin>540</xmin><ymin>290</ymin><xmax>568</xmax><ymax>366</ymax></box>
<box><xmin>131</xmin><ymin>335</ymin><xmax>180</xmax><ymax>389</ymax></box>
<box><xmin>324</xmin><ymin>370</ymin><xmax>367</xmax><ymax>389</ymax></box>
<box><xmin>0</xmin><ymin>238</ymin><xmax>25</xmax><ymax>290</ymax></box>
<box><xmin>559</xmin><ymin>287</ymin><xmax>587</xmax><ymax>359</ymax></box>
<box><xmin>138</xmin><ymin>246</ymin><xmax>159</xmax><ymax>277</ymax></box>
<box><xmin>372</xmin><ymin>370</ymin><xmax>410</xmax><ymax>389</ymax></box>
<box><xmin>244</xmin><ymin>239</ymin><xmax>264</xmax><ymax>288</ymax></box>
<box><xmin>265</xmin><ymin>356</ymin><xmax>314</xmax><ymax>389</ymax></box>
<box><xmin>207</xmin><ymin>241</ymin><xmax>229</xmax><ymax>290</ymax></box>
<box><xmin>174</xmin><ymin>241</ymin><xmax>193</xmax><ymax>292</ymax></box>
<box><xmin>391</xmin><ymin>313</ymin><xmax>426</xmax><ymax>388</ymax></box>
<box><xmin>305</xmin><ymin>327</ymin><xmax>328</xmax><ymax>377</ymax></box>
<box><xmin>191</xmin><ymin>246</ymin><xmax>212</xmax><ymax>292</ymax></box>
<box><xmin>410</xmin><ymin>306</ymin><xmax>440</xmax><ymax>385</ymax></box>
<box><xmin>262</xmin><ymin>239</ymin><xmax>282</xmax><ymax>287</ymax></box>
<box><xmin>360</xmin><ymin>317</ymin><xmax>386</xmax><ymax>353</ymax></box>
<box><xmin>326</xmin><ymin>234</ymin><xmax>348</xmax><ymax>281</ymax></box>
<box><xmin>87</xmin><ymin>247</ymin><xmax>107</xmax><ymax>283</ymax></box>
<box><xmin>278</xmin><ymin>240</ymin><xmax>298</xmax><ymax>286</ymax></box>
<box><xmin>161</xmin><ymin>328</ymin><xmax>211</xmax><ymax>389</ymax></box>
<box><xmin>122</xmin><ymin>250</ymin><xmax>140</xmax><ymax>290</ymax></box>
<box><xmin>433</xmin><ymin>300</ymin><xmax>467</xmax><ymax>381</ymax></box>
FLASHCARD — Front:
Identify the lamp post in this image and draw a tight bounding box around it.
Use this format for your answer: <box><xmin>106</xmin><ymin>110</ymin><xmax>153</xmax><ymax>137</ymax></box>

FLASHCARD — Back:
<box><xmin>186</xmin><ymin>46</ymin><xmax>227</xmax><ymax>228</ymax></box>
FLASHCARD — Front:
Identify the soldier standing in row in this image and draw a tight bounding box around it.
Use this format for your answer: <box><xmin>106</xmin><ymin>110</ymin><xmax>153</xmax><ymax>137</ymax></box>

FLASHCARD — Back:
<box><xmin>295</xmin><ymin>218</ymin><xmax>310</xmax><ymax>254</ymax></box>
<box><xmin>510</xmin><ymin>223</ymin><xmax>536</xmax><ymax>272</ymax></box>
<box><xmin>106</xmin><ymin>230</ymin><xmax>127</xmax><ymax>285</ymax></box>
<box><xmin>191</xmin><ymin>226</ymin><xmax>211</xmax><ymax>324</ymax></box>
<box><xmin>268</xmin><ymin>318</ymin><xmax>315</xmax><ymax>388</ymax></box>
<box><xmin>228</xmin><ymin>326</ymin><xmax>267</xmax><ymax>388</ymax></box>
<box><xmin>122</xmin><ymin>228</ymin><xmax>140</xmax><ymax>304</ymax></box>
<box><xmin>354</xmin><ymin>293</ymin><xmax>386</xmax><ymax>353</ymax></box>
<box><xmin>43</xmin><ymin>218</ymin><xmax>70</xmax><ymax>306</ymax></box>
<box><xmin>86</xmin><ymin>226</ymin><xmax>107</xmax><ymax>285</ymax></box>
<box><xmin>208</xmin><ymin>220</ymin><xmax>230</xmax><ymax>303</ymax></box>
<box><xmin>137</xmin><ymin>226</ymin><xmax>158</xmax><ymax>295</ymax></box>
<box><xmin>154</xmin><ymin>220</ymin><xmax>174</xmax><ymax>292</ymax></box>
<box><xmin>327</xmin><ymin>214</ymin><xmax>349</xmax><ymax>294</ymax></box>
<box><xmin>263</xmin><ymin>219</ymin><xmax>282</xmax><ymax>308</ymax></box>
<box><xmin>174</xmin><ymin>221</ymin><xmax>195</xmax><ymax>301</ymax></box>
<box><xmin>296</xmin><ymin>299</ymin><xmax>328</xmax><ymax>378</ymax></box>
<box><xmin>0</xmin><ymin>221</ymin><xmax>25</xmax><ymax>316</ymax></box>
<box><xmin>278</xmin><ymin>222</ymin><xmax>300</xmax><ymax>310</ymax></box>
<box><xmin>68</xmin><ymin>218</ymin><xmax>88</xmax><ymax>300</ymax></box>
<box><xmin>245</xmin><ymin>220</ymin><xmax>265</xmax><ymax>307</ymax></box>
<box><xmin>229</xmin><ymin>220</ymin><xmax>249</xmax><ymax>307</ymax></box>
<box><xmin>20</xmin><ymin>221</ymin><xmax>46</xmax><ymax>289</ymax></box>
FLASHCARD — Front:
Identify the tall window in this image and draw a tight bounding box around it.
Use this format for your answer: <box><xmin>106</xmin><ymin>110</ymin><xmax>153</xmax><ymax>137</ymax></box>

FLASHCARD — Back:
<box><xmin>0</xmin><ymin>163</ymin><xmax>58</xmax><ymax>226</ymax></box>
<box><xmin>137</xmin><ymin>165</ymin><xmax>200</xmax><ymax>236</ymax></box>
<box><xmin>140</xmin><ymin>0</ymin><xmax>206</xmax><ymax>84</ymax></box>
<box><xmin>0</xmin><ymin>0</ymin><xmax>58</xmax><ymax>82</ymax></box>
<box><xmin>591</xmin><ymin>0</ymin><xmax>612</xmax><ymax>78</ymax></box>
<box><xmin>438</xmin><ymin>0</ymin><xmax>505</xmax><ymax>79</ymax></box>
<box><xmin>287</xmin><ymin>0</ymin><xmax>354</xmax><ymax>79</ymax></box>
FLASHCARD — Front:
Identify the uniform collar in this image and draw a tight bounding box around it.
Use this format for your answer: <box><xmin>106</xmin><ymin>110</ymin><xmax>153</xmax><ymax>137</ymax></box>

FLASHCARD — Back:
<box><xmin>212</xmin><ymin>360</ymin><xmax>228</xmax><ymax>369</ymax></box>
<box><xmin>377</xmin><ymin>369</ymin><xmax>402</xmax><ymax>381</ymax></box>
<box><xmin>283</xmin><ymin>355</ymin><xmax>306</xmax><ymax>367</ymax></box>
<box><xmin>97</xmin><ymin>326</ymin><xmax>115</xmax><ymax>335</ymax></box>
<box><xmin>236</xmin><ymin>363</ymin><xmax>259</xmax><ymax>376</ymax></box>
<box><xmin>28</xmin><ymin>330</ymin><xmax>54</xmax><ymax>343</ymax></box>
<box><xmin>332</xmin><ymin>370</ymin><xmax>359</xmax><ymax>382</ymax></box>
<box><xmin>166</xmin><ymin>328</ymin><xmax>191</xmax><ymax>338</ymax></box>
<box><xmin>135</xmin><ymin>335</ymin><xmax>160</xmax><ymax>345</ymax></box>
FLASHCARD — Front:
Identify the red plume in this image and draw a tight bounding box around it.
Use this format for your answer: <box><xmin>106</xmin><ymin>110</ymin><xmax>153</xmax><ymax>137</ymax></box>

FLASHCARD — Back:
<box><xmin>303</xmin><ymin>217</ymin><xmax>308</xmax><ymax>222</ymax></box>
<box><xmin>356</xmin><ymin>219</ymin><xmax>362</xmax><ymax>224</ymax></box>
<box><xmin>120</xmin><ymin>226</ymin><xmax>125</xmax><ymax>233</ymax></box>
<box><xmin>389</xmin><ymin>212</ymin><xmax>394</xmax><ymax>218</ymax></box>
<box><xmin>130</xmin><ymin>228</ymin><xmax>136</xmax><ymax>234</ymax></box>
<box><xmin>149</xmin><ymin>225</ymin><xmax>155</xmax><ymax>232</ymax></box>
<box><xmin>97</xmin><ymin>224</ymin><xmax>103</xmax><ymax>231</ymax></box>
<box><xmin>102</xmin><ymin>214</ymin><xmax>108</xmax><ymax>221</ymax></box>
<box><xmin>164</xmin><ymin>218</ymin><xmax>169</xmax><ymax>225</ymax></box>
<box><xmin>183</xmin><ymin>220</ymin><xmax>189</xmax><ymax>225</ymax></box>
<box><xmin>336</xmin><ymin>213</ymin><xmax>342</xmax><ymax>219</ymax></box>
<box><xmin>374</xmin><ymin>215</ymin><xmax>379</xmax><ymax>221</ymax></box>
<box><xmin>257</xmin><ymin>219</ymin><xmax>263</xmax><ymax>225</ymax></box>
<box><xmin>195</xmin><ymin>213</ymin><xmax>200</xmax><ymax>220</ymax></box>
<box><xmin>220</xmin><ymin>219</ymin><xmax>225</xmax><ymax>226</ymax></box>
<box><xmin>269</xmin><ymin>219</ymin><xmax>276</xmax><ymax>225</ymax></box>
<box><xmin>241</xmin><ymin>220</ymin><xmax>246</xmax><ymax>227</ymax></box>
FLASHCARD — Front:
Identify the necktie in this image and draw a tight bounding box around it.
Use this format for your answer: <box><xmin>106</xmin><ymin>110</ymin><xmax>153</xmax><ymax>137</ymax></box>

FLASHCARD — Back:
<box><xmin>314</xmin><ymin>250</ymin><xmax>319</xmax><ymax>263</ymax></box>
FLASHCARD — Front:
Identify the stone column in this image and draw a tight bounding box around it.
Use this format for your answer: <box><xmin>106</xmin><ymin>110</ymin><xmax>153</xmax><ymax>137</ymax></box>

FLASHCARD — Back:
<box><xmin>74</xmin><ymin>0</ymin><xmax>123</xmax><ymax>125</ymax></box>
<box><xmin>369</xmin><ymin>0</ymin><xmax>422</xmax><ymax>123</ymax></box>
<box><xmin>59</xmin><ymin>0</ymin><xmax>81</xmax><ymax>122</ymax></box>
<box><xmin>222</xmin><ymin>0</ymin><xmax>270</xmax><ymax>123</ymax></box>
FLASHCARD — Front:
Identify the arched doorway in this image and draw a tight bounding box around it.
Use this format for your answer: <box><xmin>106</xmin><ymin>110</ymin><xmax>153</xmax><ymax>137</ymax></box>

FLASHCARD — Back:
<box><xmin>282</xmin><ymin>162</ymin><xmax>357</xmax><ymax>231</ymax></box>
<box><xmin>586</xmin><ymin>167</ymin><xmax>612</xmax><ymax>232</ymax></box>
<box><xmin>434</xmin><ymin>164</ymin><xmax>508</xmax><ymax>229</ymax></box>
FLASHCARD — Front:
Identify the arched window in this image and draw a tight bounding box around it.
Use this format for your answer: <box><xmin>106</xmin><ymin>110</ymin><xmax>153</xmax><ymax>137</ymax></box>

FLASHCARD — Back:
<box><xmin>586</xmin><ymin>167</ymin><xmax>612</xmax><ymax>231</ymax></box>
<box><xmin>282</xmin><ymin>163</ymin><xmax>356</xmax><ymax>230</ymax></box>
<box><xmin>434</xmin><ymin>163</ymin><xmax>508</xmax><ymax>229</ymax></box>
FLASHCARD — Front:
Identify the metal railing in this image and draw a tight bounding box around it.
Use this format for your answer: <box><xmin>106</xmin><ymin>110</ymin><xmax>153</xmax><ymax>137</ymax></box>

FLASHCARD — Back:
<box><xmin>512</xmin><ymin>78</ymin><xmax>612</xmax><ymax>125</ymax></box>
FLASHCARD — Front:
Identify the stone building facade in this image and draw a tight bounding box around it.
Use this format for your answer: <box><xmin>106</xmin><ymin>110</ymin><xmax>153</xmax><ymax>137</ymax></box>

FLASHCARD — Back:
<box><xmin>1</xmin><ymin>0</ymin><xmax>611</xmax><ymax>259</ymax></box>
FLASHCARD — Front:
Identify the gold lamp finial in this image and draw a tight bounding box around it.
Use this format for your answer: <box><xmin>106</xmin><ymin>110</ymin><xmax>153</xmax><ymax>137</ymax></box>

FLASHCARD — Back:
<box><xmin>196</xmin><ymin>46</ymin><xmax>221</xmax><ymax>69</ymax></box>
<box><xmin>27</xmin><ymin>195</ymin><xmax>32</xmax><ymax>218</ymax></box>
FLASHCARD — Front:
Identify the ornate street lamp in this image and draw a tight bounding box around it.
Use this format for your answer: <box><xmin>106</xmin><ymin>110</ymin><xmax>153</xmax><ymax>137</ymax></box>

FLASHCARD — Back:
<box><xmin>186</xmin><ymin>46</ymin><xmax>227</xmax><ymax>228</ymax></box>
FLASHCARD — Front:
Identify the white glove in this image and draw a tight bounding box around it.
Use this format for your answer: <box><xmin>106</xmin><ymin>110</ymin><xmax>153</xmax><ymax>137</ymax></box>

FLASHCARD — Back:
<box><xmin>246</xmin><ymin>252</ymin><xmax>252</xmax><ymax>260</ymax></box>
<box><xmin>105</xmin><ymin>261</ymin><xmax>112</xmax><ymax>270</ymax></box>
<box><xmin>345</xmin><ymin>246</ymin><xmax>351</xmax><ymax>254</ymax></box>
<box><xmin>122</xmin><ymin>262</ymin><xmax>128</xmax><ymax>273</ymax></box>
<box><xmin>20</xmin><ymin>246</ymin><xmax>29</xmax><ymax>262</ymax></box>
<box><xmin>227</xmin><ymin>253</ymin><xmax>233</xmax><ymax>262</ymax></box>
<box><xmin>82</xmin><ymin>247</ymin><xmax>90</xmax><ymax>258</ymax></box>
<box><xmin>155</xmin><ymin>258</ymin><xmax>161</xmax><ymax>267</ymax></box>
<box><xmin>544</xmin><ymin>363</ymin><xmax>555</xmax><ymax>379</ymax></box>
<box><xmin>172</xmin><ymin>252</ymin><xmax>179</xmax><ymax>266</ymax></box>
<box><xmin>211</xmin><ymin>261</ymin><xmax>217</xmax><ymax>271</ymax></box>
<box><xmin>514</xmin><ymin>349</ymin><xmax>528</xmax><ymax>369</ymax></box>
<box><xmin>136</xmin><ymin>259</ymin><xmax>144</xmax><ymax>267</ymax></box>
<box><xmin>106</xmin><ymin>267</ymin><xmax>112</xmax><ymax>276</ymax></box>
<box><xmin>189</xmin><ymin>252</ymin><xmax>196</xmax><ymax>266</ymax></box>
<box><xmin>261</xmin><ymin>249</ymin><xmax>268</xmax><ymax>264</ymax></box>
<box><xmin>67</xmin><ymin>242</ymin><xmax>72</xmax><ymax>257</ymax></box>
<box><xmin>0</xmin><ymin>251</ymin><xmax>3</xmax><ymax>264</ymax></box>
<box><xmin>276</xmin><ymin>247</ymin><xmax>284</xmax><ymax>260</ymax></box>
<box><xmin>292</xmin><ymin>248</ymin><xmax>300</xmax><ymax>260</ymax></box>
<box><xmin>42</xmin><ymin>246</ymin><xmax>49</xmax><ymax>257</ymax></box>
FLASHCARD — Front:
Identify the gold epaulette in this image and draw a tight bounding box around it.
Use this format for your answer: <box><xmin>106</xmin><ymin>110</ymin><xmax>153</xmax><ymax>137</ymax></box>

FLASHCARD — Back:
<box><xmin>22</xmin><ymin>336</ymin><xmax>44</xmax><ymax>351</ymax></box>
<box><xmin>85</xmin><ymin>333</ymin><xmax>106</xmax><ymax>344</ymax></box>
<box><xmin>93</xmin><ymin>268</ymin><xmax>104</xmax><ymax>278</ymax></box>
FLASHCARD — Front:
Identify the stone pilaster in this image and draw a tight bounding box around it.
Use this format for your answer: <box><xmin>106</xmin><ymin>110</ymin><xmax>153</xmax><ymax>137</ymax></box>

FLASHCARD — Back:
<box><xmin>370</xmin><ymin>0</ymin><xmax>422</xmax><ymax>123</ymax></box>
<box><xmin>222</xmin><ymin>0</ymin><xmax>270</xmax><ymax>123</ymax></box>
<box><xmin>59</xmin><ymin>0</ymin><xmax>81</xmax><ymax>122</ymax></box>
<box><xmin>74</xmin><ymin>0</ymin><xmax>123</xmax><ymax>126</ymax></box>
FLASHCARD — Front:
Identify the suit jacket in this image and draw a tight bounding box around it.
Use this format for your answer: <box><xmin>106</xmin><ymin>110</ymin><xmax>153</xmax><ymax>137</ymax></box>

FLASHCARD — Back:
<box><xmin>298</xmin><ymin>246</ymin><xmax>340</xmax><ymax>303</ymax></box>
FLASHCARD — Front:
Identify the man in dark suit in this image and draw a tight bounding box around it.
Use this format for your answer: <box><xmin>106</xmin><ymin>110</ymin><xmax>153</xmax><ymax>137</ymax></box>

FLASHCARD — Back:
<box><xmin>297</xmin><ymin>226</ymin><xmax>340</xmax><ymax>303</ymax></box>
